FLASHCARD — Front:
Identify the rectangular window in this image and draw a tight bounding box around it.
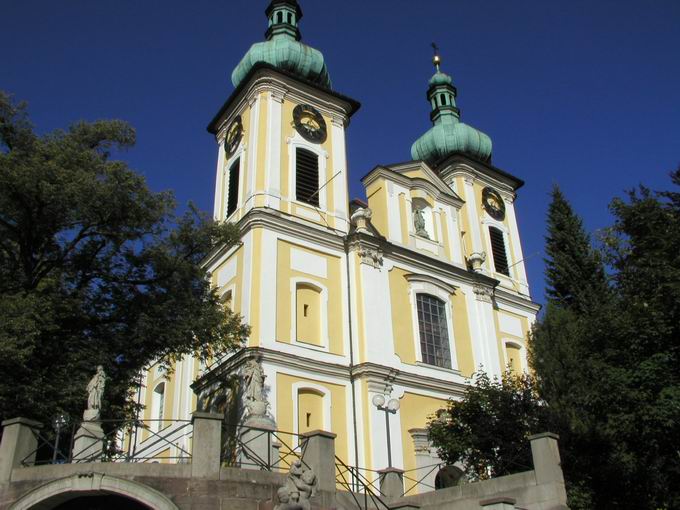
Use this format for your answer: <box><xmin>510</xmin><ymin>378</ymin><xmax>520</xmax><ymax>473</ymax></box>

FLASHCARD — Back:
<box><xmin>295</xmin><ymin>148</ymin><xmax>320</xmax><ymax>207</ymax></box>
<box><xmin>226</xmin><ymin>159</ymin><xmax>240</xmax><ymax>218</ymax></box>
<box><xmin>416</xmin><ymin>294</ymin><xmax>452</xmax><ymax>369</ymax></box>
<box><xmin>489</xmin><ymin>226</ymin><xmax>510</xmax><ymax>276</ymax></box>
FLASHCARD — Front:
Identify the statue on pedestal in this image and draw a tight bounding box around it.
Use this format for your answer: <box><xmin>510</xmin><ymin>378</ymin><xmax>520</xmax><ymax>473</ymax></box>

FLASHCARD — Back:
<box><xmin>413</xmin><ymin>207</ymin><xmax>429</xmax><ymax>239</ymax></box>
<box><xmin>274</xmin><ymin>460</ymin><xmax>318</xmax><ymax>510</ymax></box>
<box><xmin>243</xmin><ymin>359</ymin><xmax>268</xmax><ymax>417</ymax></box>
<box><xmin>86</xmin><ymin>365</ymin><xmax>106</xmax><ymax>419</ymax></box>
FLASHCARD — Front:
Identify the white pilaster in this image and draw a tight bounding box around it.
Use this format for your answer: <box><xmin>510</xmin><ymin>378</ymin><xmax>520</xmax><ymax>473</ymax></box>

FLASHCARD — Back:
<box><xmin>331</xmin><ymin>117</ymin><xmax>349</xmax><ymax>232</ymax></box>
<box><xmin>213</xmin><ymin>139</ymin><xmax>227</xmax><ymax>220</ymax></box>
<box><xmin>504</xmin><ymin>195</ymin><xmax>530</xmax><ymax>295</ymax></box>
<box><xmin>265</xmin><ymin>91</ymin><xmax>284</xmax><ymax>210</ymax></box>
<box><xmin>245</xmin><ymin>95</ymin><xmax>260</xmax><ymax>213</ymax></box>
<box><xmin>259</xmin><ymin>230</ymin><xmax>278</xmax><ymax>347</ymax></box>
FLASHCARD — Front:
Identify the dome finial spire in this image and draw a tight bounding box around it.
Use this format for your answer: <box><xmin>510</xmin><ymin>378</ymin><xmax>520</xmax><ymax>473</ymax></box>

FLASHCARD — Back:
<box><xmin>431</xmin><ymin>42</ymin><xmax>441</xmax><ymax>72</ymax></box>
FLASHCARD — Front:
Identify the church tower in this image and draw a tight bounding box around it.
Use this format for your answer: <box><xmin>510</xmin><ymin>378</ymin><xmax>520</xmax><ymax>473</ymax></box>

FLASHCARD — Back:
<box><xmin>136</xmin><ymin>1</ymin><xmax>539</xmax><ymax>493</ymax></box>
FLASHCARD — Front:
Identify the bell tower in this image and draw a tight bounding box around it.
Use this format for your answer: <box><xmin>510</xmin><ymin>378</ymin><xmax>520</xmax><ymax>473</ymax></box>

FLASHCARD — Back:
<box><xmin>208</xmin><ymin>0</ymin><xmax>359</xmax><ymax>233</ymax></box>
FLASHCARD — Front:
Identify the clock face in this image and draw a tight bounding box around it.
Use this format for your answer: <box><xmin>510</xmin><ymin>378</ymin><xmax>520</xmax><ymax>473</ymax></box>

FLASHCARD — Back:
<box><xmin>225</xmin><ymin>116</ymin><xmax>243</xmax><ymax>156</ymax></box>
<box><xmin>482</xmin><ymin>187</ymin><xmax>506</xmax><ymax>221</ymax></box>
<box><xmin>293</xmin><ymin>104</ymin><xmax>327</xmax><ymax>144</ymax></box>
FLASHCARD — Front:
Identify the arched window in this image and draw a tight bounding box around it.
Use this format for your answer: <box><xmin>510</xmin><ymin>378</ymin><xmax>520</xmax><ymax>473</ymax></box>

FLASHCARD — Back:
<box><xmin>416</xmin><ymin>294</ymin><xmax>452</xmax><ymax>369</ymax></box>
<box><xmin>276</xmin><ymin>11</ymin><xmax>283</xmax><ymax>23</ymax></box>
<box><xmin>297</xmin><ymin>388</ymin><xmax>324</xmax><ymax>434</ymax></box>
<box><xmin>152</xmin><ymin>382</ymin><xmax>165</xmax><ymax>430</ymax></box>
<box><xmin>489</xmin><ymin>226</ymin><xmax>510</xmax><ymax>276</ymax></box>
<box><xmin>287</xmin><ymin>12</ymin><xmax>293</xmax><ymax>24</ymax></box>
<box><xmin>295</xmin><ymin>148</ymin><xmax>320</xmax><ymax>206</ymax></box>
<box><xmin>505</xmin><ymin>342</ymin><xmax>523</xmax><ymax>374</ymax></box>
<box><xmin>226</xmin><ymin>158</ymin><xmax>240</xmax><ymax>218</ymax></box>
<box><xmin>296</xmin><ymin>283</ymin><xmax>322</xmax><ymax>345</ymax></box>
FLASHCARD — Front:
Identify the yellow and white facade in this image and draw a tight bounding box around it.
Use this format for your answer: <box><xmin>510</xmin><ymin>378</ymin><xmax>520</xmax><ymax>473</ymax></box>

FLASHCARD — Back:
<box><xmin>136</xmin><ymin>0</ymin><xmax>539</xmax><ymax>485</ymax></box>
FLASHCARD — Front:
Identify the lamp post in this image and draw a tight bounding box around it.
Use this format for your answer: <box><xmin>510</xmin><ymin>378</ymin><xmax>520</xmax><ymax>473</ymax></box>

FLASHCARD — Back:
<box><xmin>372</xmin><ymin>394</ymin><xmax>400</xmax><ymax>468</ymax></box>
<box><xmin>51</xmin><ymin>414</ymin><xmax>68</xmax><ymax>464</ymax></box>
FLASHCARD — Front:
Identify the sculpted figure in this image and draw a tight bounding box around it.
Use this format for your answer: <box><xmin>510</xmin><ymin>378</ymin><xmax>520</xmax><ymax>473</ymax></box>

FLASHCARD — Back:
<box><xmin>86</xmin><ymin>365</ymin><xmax>106</xmax><ymax>411</ymax></box>
<box><xmin>413</xmin><ymin>207</ymin><xmax>429</xmax><ymax>238</ymax></box>
<box><xmin>274</xmin><ymin>460</ymin><xmax>317</xmax><ymax>510</ymax></box>
<box><xmin>243</xmin><ymin>359</ymin><xmax>265</xmax><ymax>403</ymax></box>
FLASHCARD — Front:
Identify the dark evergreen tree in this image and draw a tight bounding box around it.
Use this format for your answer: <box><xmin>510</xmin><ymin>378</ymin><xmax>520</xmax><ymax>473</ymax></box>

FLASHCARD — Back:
<box><xmin>544</xmin><ymin>185</ymin><xmax>608</xmax><ymax>312</ymax></box>
<box><xmin>0</xmin><ymin>92</ymin><xmax>249</xmax><ymax>428</ymax></box>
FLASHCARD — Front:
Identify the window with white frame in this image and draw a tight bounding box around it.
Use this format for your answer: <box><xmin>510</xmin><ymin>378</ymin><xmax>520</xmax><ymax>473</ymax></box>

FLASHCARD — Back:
<box><xmin>416</xmin><ymin>294</ymin><xmax>452</xmax><ymax>369</ymax></box>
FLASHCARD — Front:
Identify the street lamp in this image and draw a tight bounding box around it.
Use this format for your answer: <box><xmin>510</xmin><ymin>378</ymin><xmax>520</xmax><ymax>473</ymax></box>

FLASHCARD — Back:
<box><xmin>51</xmin><ymin>414</ymin><xmax>69</xmax><ymax>464</ymax></box>
<box><xmin>372</xmin><ymin>394</ymin><xmax>400</xmax><ymax>468</ymax></box>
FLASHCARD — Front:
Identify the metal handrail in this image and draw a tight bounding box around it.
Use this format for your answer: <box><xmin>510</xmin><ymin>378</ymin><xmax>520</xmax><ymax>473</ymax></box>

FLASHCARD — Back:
<box><xmin>334</xmin><ymin>456</ymin><xmax>391</xmax><ymax>510</ymax></box>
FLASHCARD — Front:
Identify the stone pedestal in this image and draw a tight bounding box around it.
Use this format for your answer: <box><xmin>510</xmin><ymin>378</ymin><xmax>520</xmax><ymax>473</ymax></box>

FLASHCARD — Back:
<box><xmin>72</xmin><ymin>412</ymin><xmax>105</xmax><ymax>463</ymax></box>
<box><xmin>191</xmin><ymin>412</ymin><xmax>224</xmax><ymax>479</ymax></box>
<box><xmin>0</xmin><ymin>418</ymin><xmax>42</xmax><ymax>481</ymax></box>
<box><xmin>378</xmin><ymin>467</ymin><xmax>405</xmax><ymax>500</ymax></box>
<box><xmin>238</xmin><ymin>414</ymin><xmax>277</xmax><ymax>470</ymax></box>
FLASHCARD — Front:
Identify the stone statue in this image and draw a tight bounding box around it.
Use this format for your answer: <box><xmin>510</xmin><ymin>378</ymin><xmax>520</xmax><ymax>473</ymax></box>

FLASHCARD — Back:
<box><xmin>413</xmin><ymin>207</ymin><xmax>429</xmax><ymax>238</ymax></box>
<box><xmin>274</xmin><ymin>460</ymin><xmax>318</xmax><ymax>510</ymax></box>
<box><xmin>86</xmin><ymin>365</ymin><xmax>106</xmax><ymax>413</ymax></box>
<box><xmin>243</xmin><ymin>359</ymin><xmax>268</xmax><ymax>417</ymax></box>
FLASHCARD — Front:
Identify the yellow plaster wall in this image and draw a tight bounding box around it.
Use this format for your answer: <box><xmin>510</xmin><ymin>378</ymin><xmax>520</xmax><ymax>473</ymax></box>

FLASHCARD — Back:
<box><xmin>249</xmin><ymin>228</ymin><xmax>264</xmax><ymax>347</ymax></box>
<box><xmin>451</xmin><ymin>290</ymin><xmax>475</xmax><ymax>377</ymax></box>
<box><xmin>494</xmin><ymin>310</ymin><xmax>530</xmax><ymax>372</ymax></box>
<box><xmin>388</xmin><ymin>267</ymin><xmax>416</xmax><ymax>364</ymax></box>
<box><xmin>276</xmin><ymin>373</ymin><xmax>350</xmax><ymax>464</ymax></box>
<box><xmin>275</xmin><ymin>240</ymin><xmax>344</xmax><ymax>355</ymax></box>
<box><xmin>211</xmin><ymin>246</ymin><xmax>244</xmax><ymax>316</ymax></box>
<box><xmin>365</xmin><ymin>180</ymin><xmax>388</xmax><ymax>237</ymax></box>
<box><xmin>398</xmin><ymin>392</ymin><xmax>448</xmax><ymax>493</ymax></box>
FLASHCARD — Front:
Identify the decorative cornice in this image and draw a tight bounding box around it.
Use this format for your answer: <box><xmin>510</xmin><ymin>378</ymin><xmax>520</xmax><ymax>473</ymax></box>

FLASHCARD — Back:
<box><xmin>404</xmin><ymin>273</ymin><xmax>457</xmax><ymax>295</ymax></box>
<box><xmin>361</xmin><ymin>165</ymin><xmax>464</xmax><ymax>209</ymax></box>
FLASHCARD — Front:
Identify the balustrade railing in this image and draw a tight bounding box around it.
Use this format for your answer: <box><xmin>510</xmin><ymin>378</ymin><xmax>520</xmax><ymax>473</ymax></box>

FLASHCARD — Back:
<box><xmin>19</xmin><ymin>419</ymin><xmax>192</xmax><ymax>467</ymax></box>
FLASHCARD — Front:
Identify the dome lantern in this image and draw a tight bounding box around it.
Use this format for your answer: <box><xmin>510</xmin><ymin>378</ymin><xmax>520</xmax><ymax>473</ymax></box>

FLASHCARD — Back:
<box><xmin>231</xmin><ymin>0</ymin><xmax>331</xmax><ymax>90</ymax></box>
<box><xmin>411</xmin><ymin>48</ymin><xmax>492</xmax><ymax>165</ymax></box>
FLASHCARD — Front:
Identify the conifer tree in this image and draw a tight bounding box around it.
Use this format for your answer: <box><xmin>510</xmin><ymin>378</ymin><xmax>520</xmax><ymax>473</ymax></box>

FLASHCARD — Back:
<box><xmin>544</xmin><ymin>185</ymin><xmax>608</xmax><ymax>312</ymax></box>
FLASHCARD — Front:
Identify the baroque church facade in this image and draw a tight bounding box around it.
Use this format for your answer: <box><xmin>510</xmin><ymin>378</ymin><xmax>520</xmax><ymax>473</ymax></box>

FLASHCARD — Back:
<box><xmin>137</xmin><ymin>0</ymin><xmax>539</xmax><ymax>483</ymax></box>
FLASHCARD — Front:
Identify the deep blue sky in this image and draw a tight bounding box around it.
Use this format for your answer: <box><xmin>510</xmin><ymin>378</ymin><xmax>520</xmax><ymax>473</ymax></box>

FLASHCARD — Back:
<box><xmin>3</xmin><ymin>0</ymin><xmax>680</xmax><ymax>305</ymax></box>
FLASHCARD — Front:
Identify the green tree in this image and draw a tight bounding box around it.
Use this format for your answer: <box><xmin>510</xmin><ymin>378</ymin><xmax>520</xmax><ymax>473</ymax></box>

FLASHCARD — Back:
<box><xmin>428</xmin><ymin>371</ymin><xmax>551</xmax><ymax>481</ymax></box>
<box><xmin>0</xmin><ymin>92</ymin><xmax>248</xmax><ymax>428</ymax></box>
<box><xmin>544</xmin><ymin>185</ymin><xmax>608</xmax><ymax>312</ymax></box>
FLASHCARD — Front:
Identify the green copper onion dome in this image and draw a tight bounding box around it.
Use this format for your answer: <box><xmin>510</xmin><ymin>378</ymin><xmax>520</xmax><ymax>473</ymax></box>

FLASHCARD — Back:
<box><xmin>231</xmin><ymin>0</ymin><xmax>332</xmax><ymax>90</ymax></box>
<box><xmin>411</xmin><ymin>53</ymin><xmax>492</xmax><ymax>165</ymax></box>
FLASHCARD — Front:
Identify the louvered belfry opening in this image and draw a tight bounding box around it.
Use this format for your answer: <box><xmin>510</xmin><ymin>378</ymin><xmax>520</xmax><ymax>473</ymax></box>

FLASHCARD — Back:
<box><xmin>226</xmin><ymin>158</ymin><xmax>240</xmax><ymax>218</ymax></box>
<box><xmin>295</xmin><ymin>148</ymin><xmax>320</xmax><ymax>207</ymax></box>
<box><xmin>489</xmin><ymin>226</ymin><xmax>510</xmax><ymax>276</ymax></box>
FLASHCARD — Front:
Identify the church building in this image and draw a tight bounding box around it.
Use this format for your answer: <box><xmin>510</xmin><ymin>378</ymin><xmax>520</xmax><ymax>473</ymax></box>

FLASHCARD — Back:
<box><xmin>137</xmin><ymin>0</ymin><xmax>539</xmax><ymax>485</ymax></box>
